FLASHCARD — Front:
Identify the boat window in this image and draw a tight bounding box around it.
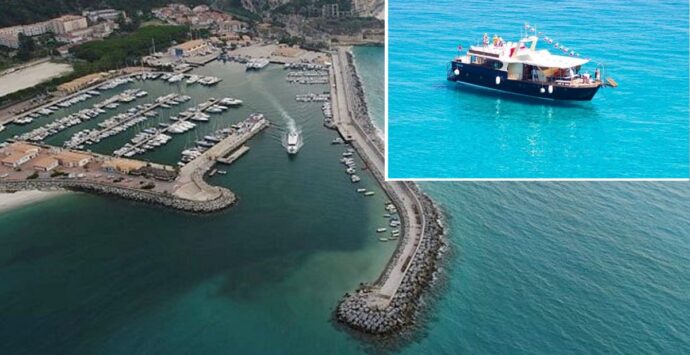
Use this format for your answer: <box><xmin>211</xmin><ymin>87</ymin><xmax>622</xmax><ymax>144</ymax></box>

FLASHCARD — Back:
<box><xmin>481</xmin><ymin>59</ymin><xmax>502</xmax><ymax>69</ymax></box>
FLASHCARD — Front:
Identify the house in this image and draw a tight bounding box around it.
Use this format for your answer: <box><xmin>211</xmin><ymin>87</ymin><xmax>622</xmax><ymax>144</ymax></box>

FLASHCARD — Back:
<box><xmin>51</xmin><ymin>15</ymin><xmax>88</xmax><ymax>34</ymax></box>
<box><xmin>57</xmin><ymin>72</ymin><xmax>107</xmax><ymax>93</ymax></box>
<box><xmin>32</xmin><ymin>156</ymin><xmax>59</xmax><ymax>171</ymax></box>
<box><xmin>0</xmin><ymin>143</ymin><xmax>40</xmax><ymax>168</ymax></box>
<box><xmin>169</xmin><ymin>39</ymin><xmax>208</xmax><ymax>58</ymax></box>
<box><xmin>55</xmin><ymin>151</ymin><xmax>91</xmax><ymax>167</ymax></box>
<box><xmin>102</xmin><ymin>158</ymin><xmax>145</xmax><ymax>174</ymax></box>
<box><xmin>220</xmin><ymin>20</ymin><xmax>246</xmax><ymax>33</ymax></box>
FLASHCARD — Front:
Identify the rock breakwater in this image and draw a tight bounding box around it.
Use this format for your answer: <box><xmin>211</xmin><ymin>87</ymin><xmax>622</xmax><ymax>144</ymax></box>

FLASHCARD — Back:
<box><xmin>0</xmin><ymin>179</ymin><xmax>236</xmax><ymax>213</ymax></box>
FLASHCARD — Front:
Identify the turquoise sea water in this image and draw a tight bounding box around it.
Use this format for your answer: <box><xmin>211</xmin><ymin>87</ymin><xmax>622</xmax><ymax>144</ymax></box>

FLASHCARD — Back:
<box><xmin>388</xmin><ymin>0</ymin><xmax>689</xmax><ymax>178</ymax></box>
<box><xmin>413</xmin><ymin>182</ymin><xmax>690</xmax><ymax>354</ymax></box>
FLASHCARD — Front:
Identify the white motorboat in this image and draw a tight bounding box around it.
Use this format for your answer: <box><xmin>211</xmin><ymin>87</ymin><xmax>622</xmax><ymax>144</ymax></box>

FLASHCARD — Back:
<box><xmin>283</xmin><ymin>129</ymin><xmax>303</xmax><ymax>155</ymax></box>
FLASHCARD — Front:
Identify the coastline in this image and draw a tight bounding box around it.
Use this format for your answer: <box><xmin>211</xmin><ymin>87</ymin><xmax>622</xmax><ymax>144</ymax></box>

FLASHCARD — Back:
<box><xmin>0</xmin><ymin>190</ymin><xmax>68</xmax><ymax>213</ymax></box>
<box><xmin>330</xmin><ymin>46</ymin><xmax>446</xmax><ymax>337</ymax></box>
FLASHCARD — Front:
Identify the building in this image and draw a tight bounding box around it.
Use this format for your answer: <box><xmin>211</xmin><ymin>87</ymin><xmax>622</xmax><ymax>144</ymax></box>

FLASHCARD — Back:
<box><xmin>0</xmin><ymin>33</ymin><xmax>19</xmax><ymax>48</ymax></box>
<box><xmin>169</xmin><ymin>39</ymin><xmax>208</xmax><ymax>58</ymax></box>
<box><xmin>220</xmin><ymin>20</ymin><xmax>246</xmax><ymax>33</ymax></box>
<box><xmin>51</xmin><ymin>15</ymin><xmax>88</xmax><ymax>35</ymax></box>
<box><xmin>0</xmin><ymin>20</ymin><xmax>53</xmax><ymax>48</ymax></box>
<box><xmin>322</xmin><ymin>4</ymin><xmax>339</xmax><ymax>18</ymax></box>
<box><xmin>102</xmin><ymin>158</ymin><xmax>145</xmax><ymax>174</ymax></box>
<box><xmin>32</xmin><ymin>156</ymin><xmax>59</xmax><ymax>171</ymax></box>
<box><xmin>82</xmin><ymin>9</ymin><xmax>126</xmax><ymax>23</ymax></box>
<box><xmin>55</xmin><ymin>151</ymin><xmax>92</xmax><ymax>167</ymax></box>
<box><xmin>193</xmin><ymin>5</ymin><xmax>210</xmax><ymax>13</ymax></box>
<box><xmin>57</xmin><ymin>72</ymin><xmax>107</xmax><ymax>93</ymax></box>
<box><xmin>0</xmin><ymin>143</ymin><xmax>40</xmax><ymax>168</ymax></box>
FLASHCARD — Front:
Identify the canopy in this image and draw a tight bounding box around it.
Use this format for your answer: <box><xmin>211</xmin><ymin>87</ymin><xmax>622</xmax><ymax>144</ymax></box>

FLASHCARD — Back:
<box><xmin>511</xmin><ymin>50</ymin><xmax>589</xmax><ymax>68</ymax></box>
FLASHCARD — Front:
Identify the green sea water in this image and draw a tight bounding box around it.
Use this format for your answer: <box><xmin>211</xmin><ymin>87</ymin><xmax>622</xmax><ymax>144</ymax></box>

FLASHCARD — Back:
<box><xmin>4</xmin><ymin>45</ymin><xmax>682</xmax><ymax>354</ymax></box>
<box><xmin>0</xmin><ymin>57</ymin><xmax>395</xmax><ymax>354</ymax></box>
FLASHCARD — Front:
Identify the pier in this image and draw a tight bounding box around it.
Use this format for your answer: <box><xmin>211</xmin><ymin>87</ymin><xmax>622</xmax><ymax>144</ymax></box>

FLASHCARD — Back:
<box><xmin>331</xmin><ymin>47</ymin><xmax>445</xmax><ymax>335</ymax></box>
<box><xmin>114</xmin><ymin>98</ymin><xmax>221</xmax><ymax>157</ymax></box>
<box><xmin>217</xmin><ymin>145</ymin><xmax>249</xmax><ymax>165</ymax></box>
<box><xmin>173</xmin><ymin>115</ymin><xmax>269</xmax><ymax>202</ymax></box>
<box><xmin>0</xmin><ymin>68</ymin><xmax>153</xmax><ymax>126</ymax></box>
<box><xmin>66</xmin><ymin>95</ymin><xmax>170</xmax><ymax>149</ymax></box>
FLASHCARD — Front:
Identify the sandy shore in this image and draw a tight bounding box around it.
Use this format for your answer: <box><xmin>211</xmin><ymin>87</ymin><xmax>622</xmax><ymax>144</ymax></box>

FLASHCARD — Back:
<box><xmin>0</xmin><ymin>190</ymin><xmax>67</xmax><ymax>213</ymax></box>
<box><xmin>0</xmin><ymin>61</ymin><xmax>73</xmax><ymax>97</ymax></box>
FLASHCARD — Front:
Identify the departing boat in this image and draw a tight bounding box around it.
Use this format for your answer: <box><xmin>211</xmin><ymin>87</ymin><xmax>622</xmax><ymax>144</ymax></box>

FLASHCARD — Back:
<box><xmin>376</xmin><ymin>228</ymin><xmax>387</xmax><ymax>233</ymax></box>
<box><xmin>448</xmin><ymin>26</ymin><xmax>611</xmax><ymax>101</ymax></box>
<box><xmin>283</xmin><ymin>129</ymin><xmax>303</xmax><ymax>155</ymax></box>
<box><xmin>357</xmin><ymin>188</ymin><xmax>367</xmax><ymax>193</ymax></box>
<box><xmin>364</xmin><ymin>191</ymin><xmax>375</xmax><ymax>196</ymax></box>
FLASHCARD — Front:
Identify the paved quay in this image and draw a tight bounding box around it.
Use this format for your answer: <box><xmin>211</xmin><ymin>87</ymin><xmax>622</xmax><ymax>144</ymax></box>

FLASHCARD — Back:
<box><xmin>332</xmin><ymin>47</ymin><xmax>445</xmax><ymax>336</ymax></box>
<box><xmin>332</xmin><ymin>47</ymin><xmax>423</xmax><ymax>307</ymax></box>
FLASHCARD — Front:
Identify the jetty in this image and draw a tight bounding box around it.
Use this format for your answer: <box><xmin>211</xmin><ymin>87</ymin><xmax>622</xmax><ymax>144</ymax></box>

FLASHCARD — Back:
<box><xmin>330</xmin><ymin>47</ymin><xmax>445</xmax><ymax>336</ymax></box>
<box><xmin>114</xmin><ymin>98</ymin><xmax>221</xmax><ymax>157</ymax></box>
<box><xmin>217</xmin><ymin>145</ymin><xmax>250</xmax><ymax>165</ymax></box>
<box><xmin>173</xmin><ymin>115</ymin><xmax>268</xmax><ymax>202</ymax></box>
<box><xmin>0</xmin><ymin>116</ymin><xmax>268</xmax><ymax>212</ymax></box>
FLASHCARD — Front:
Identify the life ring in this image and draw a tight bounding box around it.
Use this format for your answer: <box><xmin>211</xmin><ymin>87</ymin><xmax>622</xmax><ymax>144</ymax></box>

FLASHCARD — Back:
<box><xmin>540</xmin><ymin>87</ymin><xmax>546</xmax><ymax>94</ymax></box>
<box><xmin>495</xmin><ymin>76</ymin><xmax>501</xmax><ymax>85</ymax></box>
<box><xmin>454</xmin><ymin>69</ymin><xmax>460</xmax><ymax>76</ymax></box>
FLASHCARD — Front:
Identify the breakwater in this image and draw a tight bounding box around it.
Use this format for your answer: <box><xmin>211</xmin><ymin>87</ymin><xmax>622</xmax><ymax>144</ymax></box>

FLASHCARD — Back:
<box><xmin>0</xmin><ymin>179</ymin><xmax>235</xmax><ymax>213</ymax></box>
<box><xmin>331</xmin><ymin>47</ymin><xmax>446</xmax><ymax>336</ymax></box>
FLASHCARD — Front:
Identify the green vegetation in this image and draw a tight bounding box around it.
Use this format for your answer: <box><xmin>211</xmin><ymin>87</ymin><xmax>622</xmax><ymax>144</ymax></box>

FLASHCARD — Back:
<box><xmin>215</xmin><ymin>0</ymin><xmax>261</xmax><ymax>22</ymax></box>
<box><xmin>72</xmin><ymin>24</ymin><xmax>189</xmax><ymax>72</ymax></box>
<box><xmin>0</xmin><ymin>25</ymin><xmax>188</xmax><ymax>108</ymax></box>
<box><xmin>310</xmin><ymin>17</ymin><xmax>383</xmax><ymax>35</ymax></box>
<box><xmin>279</xmin><ymin>35</ymin><xmax>305</xmax><ymax>47</ymax></box>
<box><xmin>272</xmin><ymin>0</ymin><xmax>351</xmax><ymax>16</ymax></box>
<box><xmin>0</xmin><ymin>33</ymin><xmax>63</xmax><ymax>71</ymax></box>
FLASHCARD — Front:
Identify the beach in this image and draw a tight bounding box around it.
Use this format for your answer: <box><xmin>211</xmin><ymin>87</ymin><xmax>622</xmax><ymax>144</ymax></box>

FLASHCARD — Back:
<box><xmin>0</xmin><ymin>190</ymin><xmax>67</xmax><ymax>213</ymax></box>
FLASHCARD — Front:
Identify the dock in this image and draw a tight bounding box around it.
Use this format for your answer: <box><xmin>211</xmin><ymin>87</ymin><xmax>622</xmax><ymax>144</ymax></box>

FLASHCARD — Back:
<box><xmin>67</xmin><ymin>94</ymin><xmax>172</xmax><ymax>148</ymax></box>
<box><xmin>216</xmin><ymin>145</ymin><xmax>249</xmax><ymax>165</ymax></box>
<box><xmin>173</xmin><ymin>115</ymin><xmax>269</xmax><ymax>202</ymax></box>
<box><xmin>114</xmin><ymin>97</ymin><xmax>221</xmax><ymax>157</ymax></box>
<box><xmin>0</xmin><ymin>69</ymin><xmax>152</xmax><ymax>126</ymax></box>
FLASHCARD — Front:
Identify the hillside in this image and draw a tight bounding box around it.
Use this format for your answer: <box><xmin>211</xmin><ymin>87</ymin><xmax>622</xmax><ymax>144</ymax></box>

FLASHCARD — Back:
<box><xmin>0</xmin><ymin>0</ymin><xmax>207</xmax><ymax>27</ymax></box>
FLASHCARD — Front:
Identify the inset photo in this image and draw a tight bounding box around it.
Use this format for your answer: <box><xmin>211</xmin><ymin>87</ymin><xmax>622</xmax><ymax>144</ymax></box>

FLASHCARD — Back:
<box><xmin>387</xmin><ymin>0</ymin><xmax>689</xmax><ymax>179</ymax></box>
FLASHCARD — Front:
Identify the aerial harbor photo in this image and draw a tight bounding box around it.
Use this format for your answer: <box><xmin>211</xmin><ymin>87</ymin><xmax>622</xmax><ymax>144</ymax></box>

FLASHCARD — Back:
<box><xmin>388</xmin><ymin>0</ymin><xmax>689</xmax><ymax>179</ymax></box>
<box><xmin>1</xmin><ymin>1</ymin><xmax>689</xmax><ymax>354</ymax></box>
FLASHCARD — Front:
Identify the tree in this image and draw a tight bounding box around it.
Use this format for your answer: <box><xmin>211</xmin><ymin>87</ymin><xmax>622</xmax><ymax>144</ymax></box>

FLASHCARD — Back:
<box><xmin>16</xmin><ymin>33</ymin><xmax>35</xmax><ymax>61</ymax></box>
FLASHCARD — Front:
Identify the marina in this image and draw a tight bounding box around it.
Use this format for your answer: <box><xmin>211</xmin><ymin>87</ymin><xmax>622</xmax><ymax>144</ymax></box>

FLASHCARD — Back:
<box><xmin>0</xmin><ymin>44</ymin><xmax>439</xmax><ymax>343</ymax></box>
